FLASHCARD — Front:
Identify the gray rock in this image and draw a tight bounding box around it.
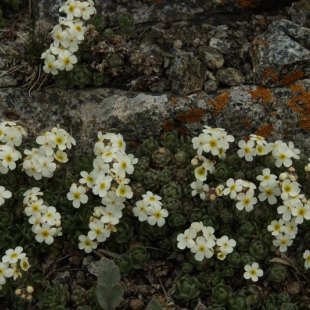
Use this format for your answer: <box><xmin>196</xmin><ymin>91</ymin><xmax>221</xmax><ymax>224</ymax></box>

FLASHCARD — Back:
<box><xmin>216</xmin><ymin>67</ymin><xmax>246</xmax><ymax>86</ymax></box>
<box><xmin>199</xmin><ymin>47</ymin><xmax>225</xmax><ymax>70</ymax></box>
<box><xmin>0</xmin><ymin>72</ymin><xmax>18</xmax><ymax>88</ymax></box>
<box><xmin>250</xmin><ymin>19</ymin><xmax>310</xmax><ymax>86</ymax></box>
<box><xmin>209</xmin><ymin>38</ymin><xmax>233</xmax><ymax>54</ymax></box>
<box><xmin>166</xmin><ymin>52</ymin><xmax>207</xmax><ymax>95</ymax></box>
<box><xmin>204</xmin><ymin>80</ymin><xmax>218</xmax><ymax>93</ymax></box>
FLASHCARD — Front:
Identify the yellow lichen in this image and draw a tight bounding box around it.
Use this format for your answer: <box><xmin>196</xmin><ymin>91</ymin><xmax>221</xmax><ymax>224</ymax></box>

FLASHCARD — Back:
<box><xmin>249</xmin><ymin>85</ymin><xmax>273</xmax><ymax>104</ymax></box>
<box><xmin>170</xmin><ymin>97</ymin><xmax>179</xmax><ymax>105</ymax></box>
<box><xmin>206</xmin><ymin>91</ymin><xmax>230</xmax><ymax>116</ymax></box>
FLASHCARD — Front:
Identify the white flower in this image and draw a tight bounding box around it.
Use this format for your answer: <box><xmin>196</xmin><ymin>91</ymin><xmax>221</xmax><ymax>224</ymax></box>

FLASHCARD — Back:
<box><xmin>146</xmin><ymin>204</ymin><xmax>168</xmax><ymax>227</ymax></box>
<box><xmin>303</xmin><ymin>250</ymin><xmax>310</xmax><ymax>269</ymax></box>
<box><xmin>272</xmin><ymin>233</ymin><xmax>293</xmax><ymax>252</ymax></box>
<box><xmin>2</xmin><ymin>247</ymin><xmax>26</xmax><ymax>264</ymax></box>
<box><xmin>25</xmin><ymin>199</ymin><xmax>47</xmax><ymax>216</ymax></box>
<box><xmin>88</xmin><ymin>220</ymin><xmax>110</xmax><ymax>242</ymax></box>
<box><xmin>190</xmin><ymin>221</ymin><xmax>204</xmax><ymax>233</ymax></box>
<box><xmin>54</xmin><ymin>150</ymin><xmax>68</xmax><ymax>163</ymax></box>
<box><xmin>243</xmin><ymin>262</ymin><xmax>263</xmax><ymax>282</ymax></box>
<box><xmin>282</xmin><ymin>219</ymin><xmax>298</xmax><ymax>238</ymax></box>
<box><xmin>0</xmin><ymin>262</ymin><xmax>9</xmax><ymax>284</ymax></box>
<box><xmin>36</xmin><ymin>155</ymin><xmax>56</xmax><ymax>178</ymax></box>
<box><xmin>43</xmin><ymin>54</ymin><xmax>59</xmax><ymax>75</ymax></box>
<box><xmin>267</xmin><ymin>219</ymin><xmax>284</xmax><ymax>236</ymax></box>
<box><xmin>57</xmin><ymin>50</ymin><xmax>77</xmax><ymax>71</ymax></box>
<box><xmin>34</xmin><ymin>223</ymin><xmax>57</xmax><ymax>244</ymax></box>
<box><xmin>78</xmin><ymin>234</ymin><xmax>97</xmax><ymax>253</ymax></box>
<box><xmin>110</xmin><ymin>133</ymin><xmax>126</xmax><ymax>152</ymax></box>
<box><xmin>1</xmin><ymin>127</ymin><xmax>23</xmax><ymax>147</ymax></box>
<box><xmin>79</xmin><ymin>170</ymin><xmax>96</xmax><ymax>188</ymax></box>
<box><xmin>142</xmin><ymin>191</ymin><xmax>162</xmax><ymax>207</ymax></box>
<box><xmin>194</xmin><ymin>165</ymin><xmax>208</xmax><ymax>181</ymax></box>
<box><xmin>78</xmin><ymin>1</ymin><xmax>96</xmax><ymax>20</ymax></box>
<box><xmin>0</xmin><ymin>145</ymin><xmax>21</xmax><ymax>170</ymax></box>
<box><xmin>249</xmin><ymin>134</ymin><xmax>267</xmax><ymax>146</ymax></box>
<box><xmin>92</xmin><ymin>175</ymin><xmax>112</xmax><ymax>197</ymax></box>
<box><xmin>291</xmin><ymin>201</ymin><xmax>310</xmax><ymax>224</ymax></box>
<box><xmin>202</xmin><ymin>133</ymin><xmax>223</xmax><ymax>156</ymax></box>
<box><xmin>258</xmin><ymin>183</ymin><xmax>281</xmax><ymax>205</ymax></box>
<box><xmin>192</xmin><ymin>133</ymin><xmax>208</xmax><ymax>156</ymax></box>
<box><xmin>288</xmin><ymin>141</ymin><xmax>300</xmax><ymax>160</ymax></box>
<box><xmin>101</xmin><ymin>191</ymin><xmax>126</xmax><ymax>210</ymax></box>
<box><xmin>67</xmin><ymin>184</ymin><xmax>88</xmax><ymax>208</ymax></box>
<box><xmin>60</xmin><ymin>0</ymin><xmax>82</xmax><ymax>20</ymax></box>
<box><xmin>100</xmin><ymin>205</ymin><xmax>122</xmax><ymax>225</ymax></box>
<box><xmin>41</xmin><ymin>206</ymin><xmax>61</xmax><ymax>226</ymax></box>
<box><xmin>23</xmin><ymin>187</ymin><xmax>43</xmax><ymax>204</ymax></box>
<box><xmin>236</xmin><ymin>190</ymin><xmax>257</xmax><ymax>212</ymax></box>
<box><xmin>113</xmin><ymin>154</ymin><xmax>135</xmax><ymax>178</ymax></box>
<box><xmin>190</xmin><ymin>236</ymin><xmax>214</xmax><ymax>261</ymax></box>
<box><xmin>191</xmin><ymin>180</ymin><xmax>209</xmax><ymax>200</ymax></box>
<box><xmin>223</xmin><ymin>178</ymin><xmax>243</xmax><ymax>199</ymax></box>
<box><xmin>132</xmin><ymin>200</ymin><xmax>149</xmax><ymax>222</ymax></box>
<box><xmin>5</xmin><ymin>263</ymin><xmax>22</xmax><ymax>280</ymax></box>
<box><xmin>116</xmin><ymin>184</ymin><xmax>133</xmax><ymax>199</ymax></box>
<box><xmin>216</xmin><ymin>236</ymin><xmax>236</xmax><ymax>254</ymax></box>
<box><xmin>177</xmin><ymin>228</ymin><xmax>196</xmax><ymax>249</ymax></box>
<box><xmin>237</xmin><ymin>140</ymin><xmax>256</xmax><ymax>161</ymax></box>
<box><xmin>0</xmin><ymin>186</ymin><xmax>12</xmax><ymax>206</ymax></box>
<box><xmin>256</xmin><ymin>168</ymin><xmax>277</xmax><ymax>187</ymax></box>
<box><xmin>273</xmin><ymin>147</ymin><xmax>294</xmax><ymax>168</ymax></box>
<box><xmin>202</xmin><ymin>226</ymin><xmax>216</xmax><ymax>248</ymax></box>
<box><xmin>281</xmin><ymin>179</ymin><xmax>300</xmax><ymax>201</ymax></box>
<box><xmin>277</xmin><ymin>199</ymin><xmax>295</xmax><ymax>221</ymax></box>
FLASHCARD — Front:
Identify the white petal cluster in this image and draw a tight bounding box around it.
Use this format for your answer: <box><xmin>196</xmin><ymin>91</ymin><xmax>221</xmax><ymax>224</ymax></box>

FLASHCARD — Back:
<box><xmin>23</xmin><ymin>187</ymin><xmax>62</xmax><ymax>245</ymax></box>
<box><xmin>71</xmin><ymin>132</ymin><xmax>138</xmax><ymax>252</ymax></box>
<box><xmin>22</xmin><ymin>126</ymin><xmax>75</xmax><ymax>180</ymax></box>
<box><xmin>41</xmin><ymin>0</ymin><xmax>97</xmax><ymax>75</ymax></box>
<box><xmin>0</xmin><ymin>247</ymin><xmax>30</xmax><ymax>289</ymax></box>
<box><xmin>133</xmin><ymin>191</ymin><xmax>168</xmax><ymax>227</ymax></box>
<box><xmin>176</xmin><ymin>222</ymin><xmax>236</xmax><ymax>262</ymax></box>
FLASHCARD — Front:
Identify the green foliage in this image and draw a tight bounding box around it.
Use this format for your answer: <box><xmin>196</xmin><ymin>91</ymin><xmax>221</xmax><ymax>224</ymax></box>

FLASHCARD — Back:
<box><xmin>267</xmin><ymin>265</ymin><xmax>288</xmax><ymax>283</ymax></box>
<box><xmin>37</xmin><ymin>282</ymin><xmax>70</xmax><ymax>309</ymax></box>
<box><xmin>146</xmin><ymin>299</ymin><xmax>163</xmax><ymax>310</ymax></box>
<box><xmin>96</xmin><ymin>258</ymin><xmax>124</xmax><ymax>310</ymax></box>
<box><xmin>118</xmin><ymin>13</ymin><xmax>135</xmax><ymax>37</ymax></box>
<box><xmin>211</xmin><ymin>284</ymin><xmax>232</xmax><ymax>306</ymax></box>
<box><xmin>128</xmin><ymin>246</ymin><xmax>150</xmax><ymax>269</ymax></box>
<box><xmin>173</xmin><ymin>274</ymin><xmax>200</xmax><ymax>303</ymax></box>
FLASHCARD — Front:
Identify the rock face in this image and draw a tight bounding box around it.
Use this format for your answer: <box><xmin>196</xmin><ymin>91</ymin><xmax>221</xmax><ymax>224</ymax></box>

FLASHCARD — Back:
<box><xmin>1</xmin><ymin>0</ymin><xmax>310</xmax><ymax>155</ymax></box>
<box><xmin>250</xmin><ymin>19</ymin><xmax>310</xmax><ymax>87</ymax></box>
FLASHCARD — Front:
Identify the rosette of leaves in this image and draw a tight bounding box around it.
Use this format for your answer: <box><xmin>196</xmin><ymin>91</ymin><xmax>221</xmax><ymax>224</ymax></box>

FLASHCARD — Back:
<box><xmin>228</xmin><ymin>293</ymin><xmax>250</xmax><ymax>310</ymax></box>
<box><xmin>249</xmin><ymin>239</ymin><xmax>268</xmax><ymax>261</ymax></box>
<box><xmin>168</xmin><ymin>210</ymin><xmax>186</xmax><ymax>228</ymax></box>
<box><xmin>214</xmin><ymin>163</ymin><xmax>229</xmax><ymax>182</ymax></box>
<box><xmin>70</xmin><ymin>65</ymin><xmax>93</xmax><ymax>89</ymax></box>
<box><xmin>211</xmin><ymin>284</ymin><xmax>232</xmax><ymax>306</ymax></box>
<box><xmin>114</xmin><ymin>217</ymin><xmax>133</xmax><ymax>243</ymax></box>
<box><xmin>173</xmin><ymin>274</ymin><xmax>200</xmax><ymax>303</ymax></box>
<box><xmin>226</xmin><ymin>251</ymin><xmax>241</xmax><ymax>269</ymax></box>
<box><xmin>37</xmin><ymin>282</ymin><xmax>70</xmax><ymax>309</ymax></box>
<box><xmin>240</xmin><ymin>221</ymin><xmax>257</xmax><ymax>237</ymax></box>
<box><xmin>71</xmin><ymin>286</ymin><xmax>87</xmax><ymax>307</ymax></box>
<box><xmin>280</xmin><ymin>304</ymin><xmax>298</xmax><ymax>310</ymax></box>
<box><xmin>105</xmin><ymin>53</ymin><xmax>124</xmax><ymax>69</ymax></box>
<box><xmin>88</xmin><ymin>14</ymin><xmax>107</xmax><ymax>34</ymax></box>
<box><xmin>114</xmin><ymin>254</ymin><xmax>132</xmax><ymax>275</ymax></box>
<box><xmin>118</xmin><ymin>13</ymin><xmax>135</xmax><ymax>37</ymax></box>
<box><xmin>152</xmin><ymin>147</ymin><xmax>173</xmax><ymax>167</ymax></box>
<box><xmin>240</xmin><ymin>285</ymin><xmax>264</xmax><ymax>310</ymax></box>
<box><xmin>198</xmin><ymin>270</ymin><xmax>223</xmax><ymax>292</ymax></box>
<box><xmin>53</xmin><ymin>71</ymin><xmax>74</xmax><ymax>89</ymax></box>
<box><xmin>267</xmin><ymin>265</ymin><xmax>288</xmax><ymax>284</ymax></box>
<box><xmin>128</xmin><ymin>246</ymin><xmax>150</xmax><ymax>269</ymax></box>
<box><xmin>93</xmin><ymin>72</ymin><xmax>109</xmax><ymax>86</ymax></box>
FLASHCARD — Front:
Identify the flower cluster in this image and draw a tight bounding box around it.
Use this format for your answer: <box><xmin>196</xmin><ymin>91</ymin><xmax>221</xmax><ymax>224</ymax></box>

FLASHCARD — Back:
<box><xmin>71</xmin><ymin>132</ymin><xmax>138</xmax><ymax>253</ymax></box>
<box><xmin>22</xmin><ymin>125</ymin><xmax>76</xmax><ymax>180</ymax></box>
<box><xmin>133</xmin><ymin>191</ymin><xmax>169</xmax><ymax>227</ymax></box>
<box><xmin>0</xmin><ymin>121</ymin><xmax>26</xmax><ymax>174</ymax></box>
<box><xmin>23</xmin><ymin>187</ymin><xmax>62</xmax><ymax>245</ymax></box>
<box><xmin>0</xmin><ymin>247</ymin><xmax>30</xmax><ymax>289</ymax></box>
<box><xmin>41</xmin><ymin>0</ymin><xmax>96</xmax><ymax>75</ymax></box>
<box><xmin>177</xmin><ymin>222</ymin><xmax>236</xmax><ymax>261</ymax></box>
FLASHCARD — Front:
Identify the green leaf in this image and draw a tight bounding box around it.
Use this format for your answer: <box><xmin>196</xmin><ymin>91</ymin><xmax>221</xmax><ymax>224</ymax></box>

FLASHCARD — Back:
<box><xmin>146</xmin><ymin>299</ymin><xmax>163</xmax><ymax>310</ymax></box>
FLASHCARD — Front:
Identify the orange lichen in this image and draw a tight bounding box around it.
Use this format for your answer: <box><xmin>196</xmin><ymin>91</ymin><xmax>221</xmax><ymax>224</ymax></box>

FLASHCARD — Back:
<box><xmin>242</xmin><ymin>119</ymin><xmax>252</xmax><ymax>128</ymax></box>
<box><xmin>287</xmin><ymin>91</ymin><xmax>310</xmax><ymax>130</ymax></box>
<box><xmin>249</xmin><ymin>85</ymin><xmax>273</xmax><ymax>104</ymax></box>
<box><xmin>206</xmin><ymin>91</ymin><xmax>230</xmax><ymax>116</ymax></box>
<box><xmin>290</xmin><ymin>84</ymin><xmax>303</xmax><ymax>93</ymax></box>
<box><xmin>177</xmin><ymin>108</ymin><xmax>208</xmax><ymax>123</ymax></box>
<box><xmin>254</xmin><ymin>124</ymin><xmax>274</xmax><ymax>139</ymax></box>
<box><xmin>162</xmin><ymin>119</ymin><xmax>175</xmax><ymax>132</ymax></box>
<box><xmin>130</xmin><ymin>141</ymin><xmax>137</xmax><ymax>147</ymax></box>
<box><xmin>170</xmin><ymin>97</ymin><xmax>179</xmax><ymax>105</ymax></box>
<box><xmin>279</xmin><ymin>71</ymin><xmax>304</xmax><ymax>86</ymax></box>
<box><xmin>251</xmin><ymin>39</ymin><xmax>269</xmax><ymax>48</ymax></box>
<box><xmin>262</xmin><ymin>68</ymin><xmax>279</xmax><ymax>83</ymax></box>
<box><xmin>235</xmin><ymin>0</ymin><xmax>256</xmax><ymax>8</ymax></box>
<box><xmin>177</xmin><ymin>127</ymin><xmax>188</xmax><ymax>137</ymax></box>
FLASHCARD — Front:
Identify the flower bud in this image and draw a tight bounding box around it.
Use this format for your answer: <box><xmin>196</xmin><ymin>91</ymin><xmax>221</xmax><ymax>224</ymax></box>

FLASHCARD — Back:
<box><xmin>26</xmin><ymin>286</ymin><xmax>34</xmax><ymax>294</ymax></box>
<box><xmin>279</xmin><ymin>172</ymin><xmax>288</xmax><ymax>181</ymax></box>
